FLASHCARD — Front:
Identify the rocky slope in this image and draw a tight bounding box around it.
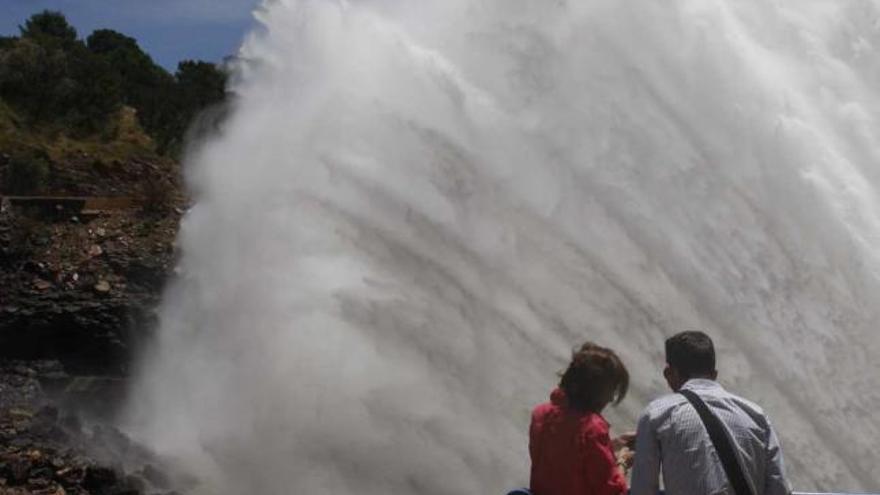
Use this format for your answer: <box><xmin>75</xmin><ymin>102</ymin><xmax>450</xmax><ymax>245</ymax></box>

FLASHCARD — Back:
<box><xmin>0</xmin><ymin>198</ymin><xmax>179</xmax><ymax>374</ymax></box>
<box><xmin>0</xmin><ymin>360</ymin><xmax>190</xmax><ymax>495</ymax></box>
<box><xmin>0</xmin><ymin>104</ymin><xmax>186</xmax><ymax>494</ymax></box>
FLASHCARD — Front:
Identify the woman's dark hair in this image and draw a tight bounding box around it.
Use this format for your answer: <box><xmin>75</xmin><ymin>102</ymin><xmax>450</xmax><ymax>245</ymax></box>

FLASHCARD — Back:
<box><xmin>558</xmin><ymin>342</ymin><xmax>629</xmax><ymax>412</ymax></box>
<box><xmin>665</xmin><ymin>331</ymin><xmax>716</xmax><ymax>379</ymax></box>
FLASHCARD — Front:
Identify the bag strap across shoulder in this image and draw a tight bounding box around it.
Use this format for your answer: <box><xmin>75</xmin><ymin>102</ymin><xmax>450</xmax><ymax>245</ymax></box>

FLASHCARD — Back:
<box><xmin>679</xmin><ymin>388</ymin><xmax>755</xmax><ymax>495</ymax></box>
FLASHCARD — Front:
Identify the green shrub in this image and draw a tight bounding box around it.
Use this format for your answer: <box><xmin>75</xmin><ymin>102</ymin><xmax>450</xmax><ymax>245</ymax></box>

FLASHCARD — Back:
<box><xmin>20</xmin><ymin>10</ymin><xmax>77</xmax><ymax>44</ymax></box>
<box><xmin>5</xmin><ymin>152</ymin><xmax>49</xmax><ymax>194</ymax></box>
<box><xmin>0</xmin><ymin>10</ymin><xmax>229</xmax><ymax>155</ymax></box>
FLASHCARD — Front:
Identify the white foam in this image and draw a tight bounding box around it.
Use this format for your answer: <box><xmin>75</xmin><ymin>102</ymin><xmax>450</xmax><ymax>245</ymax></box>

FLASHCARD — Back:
<box><xmin>126</xmin><ymin>1</ymin><xmax>880</xmax><ymax>493</ymax></box>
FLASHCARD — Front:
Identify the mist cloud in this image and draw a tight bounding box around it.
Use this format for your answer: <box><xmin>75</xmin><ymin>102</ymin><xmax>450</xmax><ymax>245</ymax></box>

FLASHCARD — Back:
<box><xmin>126</xmin><ymin>1</ymin><xmax>880</xmax><ymax>493</ymax></box>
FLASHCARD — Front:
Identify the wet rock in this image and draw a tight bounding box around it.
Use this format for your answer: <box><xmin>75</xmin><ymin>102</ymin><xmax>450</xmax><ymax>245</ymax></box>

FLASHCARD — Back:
<box><xmin>83</xmin><ymin>466</ymin><xmax>116</xmax><ymax>492</ymax></box>
<box><xmin>94</xmin><ymin>280</ymin><xmax>111</xmax><ymax>294</ymax></box>
<box><xmin>36</xmin><ymin>406</ymin><xmax>58</xmax><ymax>423</ymax></box>
<box><xmin>26</xmin><ymin>476</ymin><xmax>51</xmax><ymax>489</ymax></box>
<box><xmin>92</xmin><ymin>425</ymin><xmax>133</xmax><ymax>456</ymax></box>
<box><xmin>9</xmin><ymin>437</ymin><xmax>33</xmax><ymax>449</ymax></box>
<box><xmin>124</xmin><ymin>473</ymin><xmax>147</xmax><ymax>492</ymax></box>
<box><xmin>140</xmin><ymin>464</ymin><xmax>170</xmax><ymax>490</ymax></box>
<box><xmin>59</xmin><ymin>415</ymin><xmax>80</xmax><ymax>433</ymax></box>
<box><xmin>29</xmin><ymin>466</ymin><xmax>53</xmax><ymax>479</ymax></box>
<box><xmin>12</xmin><ymin>365</ymin><xmax>36</xmax><ymax>378</ymax></box>
<box><xmin>3</xmin><ymin>456</ymin><xmax>31</xmax><ymax>483</ymax></box>
<box><xmin>55</xmin><ymin>465</ymin><xmax>85</xmax><ymax>486</ymax></box>
<box><xmin>0</xmin><ymin>362</ymin><xmax>192</xmax><ymax>494</ymax></box>
<box><xmin>1</xmin><ymin>204</ymin><xmax>179</xmax><ymax>375</ymax></box>
<box><xmin>8</xmin><ymin>409</ymin><xmax>33</xmax><ymax>420</ymax></box>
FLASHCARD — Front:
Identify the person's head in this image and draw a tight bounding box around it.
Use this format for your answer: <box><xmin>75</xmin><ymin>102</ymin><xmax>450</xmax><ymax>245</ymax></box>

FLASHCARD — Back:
<box><xmin>558</xmin><ymin>342</ymin><xmax>629</xmax><ymax>413</ymax></box>
<box><xmin>664</xmin><ymin>331</ymin><xmax>717</xmax><ymax>391</ymax></box>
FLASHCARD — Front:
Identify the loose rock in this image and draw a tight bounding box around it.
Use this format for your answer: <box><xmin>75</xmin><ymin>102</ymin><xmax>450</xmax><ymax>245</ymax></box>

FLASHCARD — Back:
<box><xmin>93</xmin><ymin>281</ymin><xmax>111</xmax><ymax>294</ymax></box>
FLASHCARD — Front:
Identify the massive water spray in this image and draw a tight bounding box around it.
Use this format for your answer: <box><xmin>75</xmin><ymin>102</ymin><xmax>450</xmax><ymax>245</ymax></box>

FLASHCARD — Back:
<box><xmin>126</xmin><ymin>0</ymin><xmax>880</xmax><ymax>493</ymax></box>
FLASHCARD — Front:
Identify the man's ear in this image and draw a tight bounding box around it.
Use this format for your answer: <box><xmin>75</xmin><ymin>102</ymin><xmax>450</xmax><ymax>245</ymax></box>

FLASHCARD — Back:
<box><xmin>663</xmin><ymin>365</ymin><xmax>675</xmax><ymax>386</ymax></box>
<box><xmin>664</xmin><ymin>365</ymin><xmax>681</xmax><ymax>391</ymax></box>
<box><xmin>709</xmin><ymin>369</ymin><xmax>718</xmax><ymax>380</ymax></box>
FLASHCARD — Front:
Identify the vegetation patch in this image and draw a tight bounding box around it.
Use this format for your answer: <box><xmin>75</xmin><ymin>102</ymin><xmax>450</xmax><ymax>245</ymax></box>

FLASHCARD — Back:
<box><xmin>0</xmin><ymin>10</ymin><xmax>228</xmax><ymax>159</ymax></box>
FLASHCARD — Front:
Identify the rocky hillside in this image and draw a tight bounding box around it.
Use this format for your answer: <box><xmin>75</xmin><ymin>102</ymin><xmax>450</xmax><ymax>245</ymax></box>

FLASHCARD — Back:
<box><xmin>0</xmin><ymin>101</ymin><xmax>182</xmax><ymax>374</ymax></box>
<box><xmin>0</xmin><ymin>360</ymin><xmax>192</xmax><ymax>495</ymax></box>
<box><xmin>0</xmin><ymin>10</ymin><xmax>228</xmax><ymax>492</ymax></box>
<box><xmin>0</xmin><ymin>100</ymin><xmax>186</xmax><ymax>494</ymax></box>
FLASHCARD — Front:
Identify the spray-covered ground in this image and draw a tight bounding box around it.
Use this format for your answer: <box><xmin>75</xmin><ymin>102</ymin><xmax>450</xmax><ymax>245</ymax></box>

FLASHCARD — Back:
<box><xmin>127</xmin><ymin>1</ymin><xmax>880</xmax><ymax>493</ymax></box>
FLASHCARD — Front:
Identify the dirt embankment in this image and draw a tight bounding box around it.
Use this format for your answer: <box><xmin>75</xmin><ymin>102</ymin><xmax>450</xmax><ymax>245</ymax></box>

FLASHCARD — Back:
<box><xmin>0</xmin><ymin>103</ymin><xmax>184</xmax><ymax>372</ymax></box>
<box><xmin>0</xmin><ymin>360</ymin><xmax>192</xmax><ymax>495</ymax></box>
<box><xmin>0</xmin><ymin>106</ymin><xmax>190</xmax><ymax>494</ymax></box>
<box><xmin>0</xmin><ymin>197</ymin><xmax>180</xmax><ymax>374</ymax></box>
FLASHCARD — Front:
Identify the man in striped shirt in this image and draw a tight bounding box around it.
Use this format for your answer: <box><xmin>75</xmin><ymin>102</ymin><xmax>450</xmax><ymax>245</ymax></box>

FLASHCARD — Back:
<box><xmin>629</xmin><ymin>331</ymin><xmax>791</xmax><ymax>495</ymax></box>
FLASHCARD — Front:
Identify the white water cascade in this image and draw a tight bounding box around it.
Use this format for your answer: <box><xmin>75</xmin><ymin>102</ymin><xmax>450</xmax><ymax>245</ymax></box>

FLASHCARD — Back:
<box><xmin>126</xmin><ymin>0</ymin><xmax>880</xmax><ymax>493</ymax></box>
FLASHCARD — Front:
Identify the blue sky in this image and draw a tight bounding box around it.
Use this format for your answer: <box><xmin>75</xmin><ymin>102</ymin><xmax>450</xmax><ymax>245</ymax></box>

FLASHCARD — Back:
<box><xmin>1</xmin><ymin>0</ymin><xmax>261</xmax><ymax>70</ymax></box>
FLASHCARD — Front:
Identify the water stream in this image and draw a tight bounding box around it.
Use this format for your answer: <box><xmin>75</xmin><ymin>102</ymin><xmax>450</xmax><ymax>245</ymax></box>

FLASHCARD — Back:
<box><xmin>126</xmin><ymin>1</ymin><xmax>880</xmax><ymax>493</ymax></box>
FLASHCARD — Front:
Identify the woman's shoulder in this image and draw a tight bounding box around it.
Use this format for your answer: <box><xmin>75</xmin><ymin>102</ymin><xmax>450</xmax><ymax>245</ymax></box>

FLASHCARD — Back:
<box><xmin>579</xmin><ymin>412</ymin><xmax>611</xmax><ymax>438</ymax></box>
<box><xmin>531</xmin><ymin>387</ymin><xmax>567</xmax><ymax>418</ymax></box>
<box><xmin>531</xmin><ymin>400</ymin><xmax>560</xmax><ymax>421</ymax></box>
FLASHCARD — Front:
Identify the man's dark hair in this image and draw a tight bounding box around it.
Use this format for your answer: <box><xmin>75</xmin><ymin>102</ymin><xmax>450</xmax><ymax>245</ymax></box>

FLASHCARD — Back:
<box><xmin>559</xmin><ymin>342</ymin><xmax>629</xmax><ymax>412</ymax></box>
<box><xmin>665</xmin><ymin>331</ymin><xmax>716</xmax><ymax>378</ymax></box>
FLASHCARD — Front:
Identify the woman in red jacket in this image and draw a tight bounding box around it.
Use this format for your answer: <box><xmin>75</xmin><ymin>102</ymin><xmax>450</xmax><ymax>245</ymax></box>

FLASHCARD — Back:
<box><xmin>529</xmin><ymin>342</ymin><xmax>632</xmax><ymax>495</ymax></box>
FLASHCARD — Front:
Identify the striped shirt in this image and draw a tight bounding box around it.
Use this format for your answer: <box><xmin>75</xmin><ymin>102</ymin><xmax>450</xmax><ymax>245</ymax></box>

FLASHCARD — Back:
<box><xmin>629</xmin><ymin>379</ymin><xmax>791</xmax><ymax>495</ymax></box>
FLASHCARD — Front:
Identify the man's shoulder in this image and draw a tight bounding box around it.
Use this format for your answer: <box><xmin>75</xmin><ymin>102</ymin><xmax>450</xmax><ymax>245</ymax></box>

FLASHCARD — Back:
<box><xmin>647</xmin><ymin>392</ymin><xmax>684</xmax><ymax>407</ymax></box>
<box><xmin>690</xmin><ymin>384</ymin><xmax>776</xmax><ymax>432</ymax></box>
<box><xmin>717</xmin><ymin>388</ymin><xmax>773</xmax><ymax>426</ymax></box>
<box><xmin>640</xmin><ymin>392</ymin><xmax>688</xmax><ymax>420</ymax></box>
<box><xmin>722</xmin><ymin>389</ymin><xmax>765</xmax><ymax>410</ymax></box>
<box><xmin>684</xmin><ymin>380</ymin><xmax>770</xmax><ymax>416</ymax></box>
<box><xmin>638</xmin><ymin>382</ymin><xmax>772</xmax><ymax>421</ymax></box>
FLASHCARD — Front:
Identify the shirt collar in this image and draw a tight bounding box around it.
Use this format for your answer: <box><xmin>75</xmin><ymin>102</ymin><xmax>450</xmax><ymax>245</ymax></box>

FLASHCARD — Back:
<box><xmin>680</xmin><ymin>378</ymin><xmax>724</xmax><ymax>392</ymax></box>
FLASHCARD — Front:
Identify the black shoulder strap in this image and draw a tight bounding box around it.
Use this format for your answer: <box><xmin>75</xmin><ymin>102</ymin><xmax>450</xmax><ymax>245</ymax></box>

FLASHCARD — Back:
<box><xmin>679</xmin><ymin>389</ymin><xmax>754</xmax><ymax>495</ymax></box>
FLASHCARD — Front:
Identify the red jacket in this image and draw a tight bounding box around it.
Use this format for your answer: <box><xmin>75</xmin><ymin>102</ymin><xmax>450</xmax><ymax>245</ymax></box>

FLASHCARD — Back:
<box><xmin>529</xmin><ymin>388</ymin><xmax>628</xmax><ymax>495</ymax></box>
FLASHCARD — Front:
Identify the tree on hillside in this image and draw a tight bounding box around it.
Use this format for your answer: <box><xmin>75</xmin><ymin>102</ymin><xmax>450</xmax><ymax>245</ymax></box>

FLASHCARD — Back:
<box><xmin>84</xmin><ymin>33</ymin><xmax>229</xmax><ymax>155</ymax></box>
<box><xmin>0</xmin><ymin>10</ymin><xmax>229</xmax><ymax>152</ymax></box>
<box><xmin>85</xmin><ymin>29</ymin><xmax>138</xmax><ymax>55</ymax></box>
<box><xmin>0</xmin><ymin>37</ymin><xmax>70</xmax><ymax>123</ymax></box>
<box><xmin>176</xmin><ymin>61</ymin><xmax>227</xmax><ymax>110</ymax></box>
<box><xmin>0</xmin><ymin>11</ymin><xmax>122</xmax><ymax>133</ymax></box>
<box><xmin>20</xmin><ymin>10</ymin><xmax>77</xmax><ymax>44</ymax></box>
<box><xmin>86</xmin><ymin>29</ymin><xmax>173</xmax><ymax>131</ymax></box>
<box><xmin>63</xmin><ymin>44</ymin><xmax>123</xmax><ymax>132</ymax></box>
<box><xmin>86</xmin><ymin>29</ymin><xmax>172</xmax><ymax>99</ymax></box>
<box><xmin>147</xmin><ymin>60</ymin><xmax>228</xmax><ymax>155</ymax></box>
